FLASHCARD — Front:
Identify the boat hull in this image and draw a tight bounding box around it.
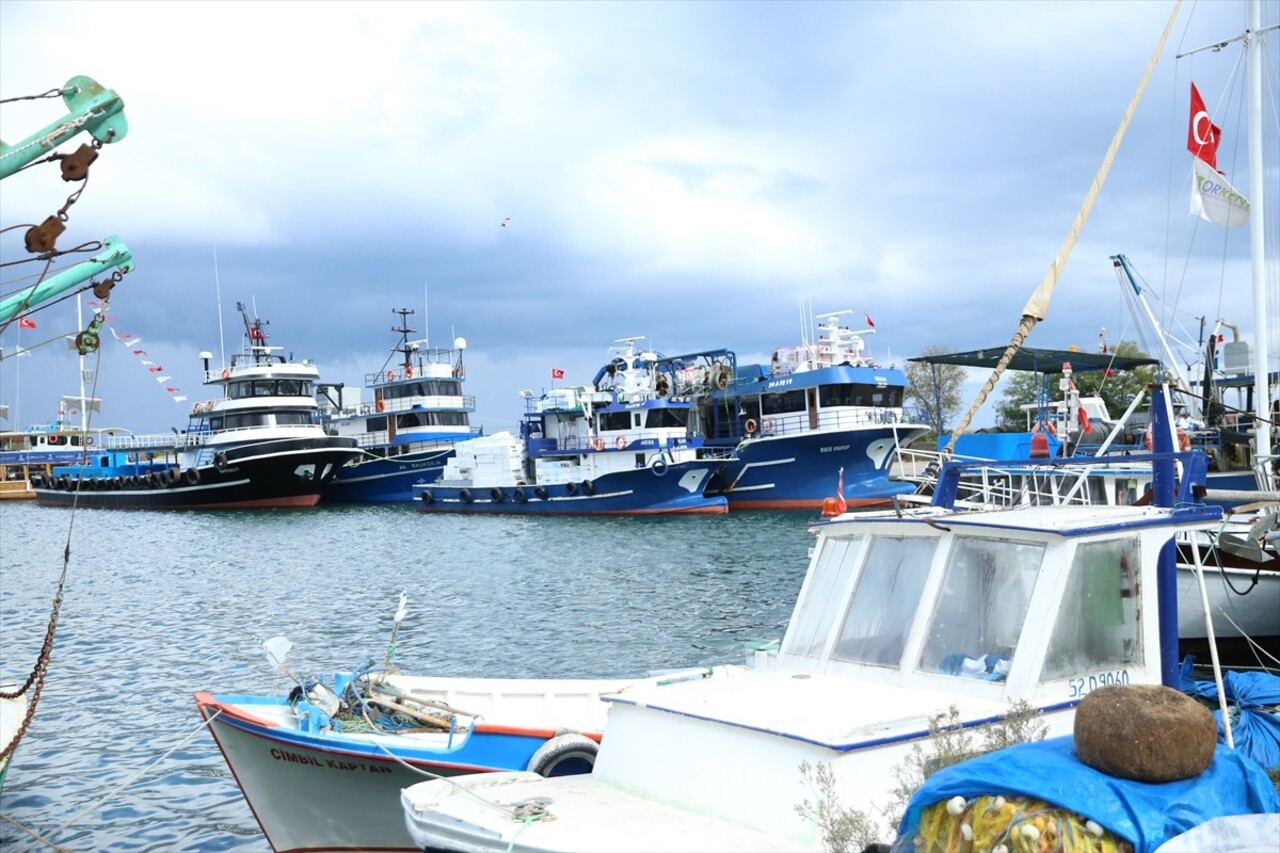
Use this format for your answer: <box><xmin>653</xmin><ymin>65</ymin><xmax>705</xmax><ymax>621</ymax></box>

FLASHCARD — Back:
<box><xmin>195</xmin><ymin>692</ymin><xmax>600</xmax><ymax>853</ymax></box>
<box><xmin>33</xmin><ymin>438</ymin><xmax>358</xmax><ymax>510</ymax></box>
<box><xmin>416</xmin><ymin>461</ymin><xmax>728</xmax><ymax>515</ymax></box>
<box><xmin>707</xmin><ymin>425</ymin><xmax>926</xmax><ymax>510</ymax></box>
<box><xmin>323</xmin><ymin>447</ymin><xmax>456</xmax><ymax>504</ymax></box>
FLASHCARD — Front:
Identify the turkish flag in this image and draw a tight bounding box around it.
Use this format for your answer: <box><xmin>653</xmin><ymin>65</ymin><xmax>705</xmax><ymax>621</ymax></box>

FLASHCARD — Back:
<box><xmin>1187</xmin><ymin>83</ymin><xmax>1220</xmax><ymax>170</ymax></box>
<box><xmin>551</xmin><ymin>368</ymin><xmax>565</xmax><ymax>379</ymax></box>
<box><xmin>18</xmin><ymin>317</ymin><xmax>36</xmax><ymax>329</ymax></box>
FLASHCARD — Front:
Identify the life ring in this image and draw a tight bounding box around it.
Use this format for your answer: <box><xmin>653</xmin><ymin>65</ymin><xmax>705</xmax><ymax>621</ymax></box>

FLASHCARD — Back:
<box><xmin>524</xmin><ymin>733</ymin><xmax>599</xmax><ymax>777</ymax></box>
<box><xmin>565</xmin><ymin>481</ymin><xmax>578</xmax><ymax>496</ymax></box>
<box><xmin>744</xmin><ymin>418</ymin><xmax>758</xmax><ymax>434</ymax></box>
<box><xmin>458</xmin><ymin>488</ymin><xmax>473</xmax><ymax>503</ymax></box>
<box><xmin>489</xmin><ymin>488</ymin><xmax>505</xmax><ymax>503</ymax></box>
<box><xmin>762</xmin><ymin>418</ymin><xmax>775</xmax><ymax>435</ymax></box>
<box><xmin>221</xmin><ymin>369</ymin><xmax>230</xmax><ymax>380</ymax></box>
<box><xmin>535</xmin><ymin>486</ymin><xmax>549</xmax><ymax>500</ymax></box>
<box><xmin>651</xmin><ymin>457</ymin><xmax>668</xmax><ymax>476</ymax></box>
<box><xmin>420</xmin><ymin>490</ymin><xmax>433</xmax><ymax>505</ymax></box>
<box><xmin>590</xmin><ymin>437</ymin><xmax>605</xmax><ymax>451</ymax></box>
<box><xmin>185</xmin><ymin>467</ymin><xmax>200</xmax><ymax>485</ymax></box>
<box><xmin>581</xmin><ymin>479</ymin><xmax>595</xmax><ymax>496</ymax></box>
<box><xmin>615</xmin><ymin>436</ymin><xmax>627</xmax><ymax>450</ymax></box>
<box><xmin>85</xmin><ymin>435</ymin><xmax>94</xmax><ymax>447</ymax></box>
<box><xmin>47</xmin><ymin>434</ymin><xmax>62</xmax><ymax>446</ymax></box>
<box><xmin>376</xmin><ymin>399</ymin><xmax>385</xmax><ymax>413</ymax></box>
<box><xmin>387</xmin><ymin>370</ymin><xmax>396</xmax><ymax>382</ymax></box>
<box><xmin>513</xmin><ymin>488</ymin><xmax>528</xmax><ymax>503</ymax></box>
<box><xmin>404</xmin><ymin>365</ymin><xmax>413</xmax><ymax>378</ymax></box>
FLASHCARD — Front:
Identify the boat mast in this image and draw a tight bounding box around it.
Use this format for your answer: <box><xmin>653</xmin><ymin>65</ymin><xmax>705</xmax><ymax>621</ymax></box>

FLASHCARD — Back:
<box><xmin>1244</xmin><ymin>0</ymin><xmax>1273</xmax><ymax>488</ymax></box>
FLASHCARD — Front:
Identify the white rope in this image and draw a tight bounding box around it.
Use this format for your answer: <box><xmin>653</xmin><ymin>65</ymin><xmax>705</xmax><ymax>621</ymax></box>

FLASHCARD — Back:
<box><xmin>23</xmin><ymin>710</ymin><xmax>223</xmax><ymax>852</ymax></box>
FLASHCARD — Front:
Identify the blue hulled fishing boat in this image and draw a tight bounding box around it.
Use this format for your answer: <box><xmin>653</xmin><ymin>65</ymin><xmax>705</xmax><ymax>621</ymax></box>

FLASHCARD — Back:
<box><xmin>620</xmin><ymin>309</ymin><xmax>929</xmax><ymax>510</ymax></box>
<box><xmin>318</xmin><ymin>309</ymin><xmax>480</xmax><ymax>503</ymax></box>
<box><xmin>415</xmin><ymin>339</ymin><xmax>728</xmax><ymax>515</ymax></box>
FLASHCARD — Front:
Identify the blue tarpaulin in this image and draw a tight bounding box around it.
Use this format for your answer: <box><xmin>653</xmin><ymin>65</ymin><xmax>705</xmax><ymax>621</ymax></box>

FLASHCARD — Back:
<box><xmin>1181</xmin><ymin>667</ymin><xmax>1280</xmax><ymax>772</ymax></box>
<box><xmin>896</xmin><ymin>736</ymin><xmax>1280</xmax><ymax>853</ymax></box>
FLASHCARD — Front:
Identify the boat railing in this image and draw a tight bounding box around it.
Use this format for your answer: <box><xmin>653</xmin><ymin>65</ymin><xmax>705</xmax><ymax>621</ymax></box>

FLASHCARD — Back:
<box><xmin>748</xmin><ymin>406</ymin><xmax>926</xmax><ymax>438</ymax></box>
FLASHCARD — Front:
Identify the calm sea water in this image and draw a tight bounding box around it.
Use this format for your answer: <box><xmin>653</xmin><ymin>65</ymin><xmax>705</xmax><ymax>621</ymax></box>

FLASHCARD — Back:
<box><xmin>0</xmin><ymin>502</ymin><xmax>814</xmax><ymax>851</ymax></box>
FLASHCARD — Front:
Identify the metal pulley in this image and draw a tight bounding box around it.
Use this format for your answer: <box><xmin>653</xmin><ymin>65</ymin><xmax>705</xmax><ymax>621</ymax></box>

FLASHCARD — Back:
<box><xmin>24</xmin><ymin>215</ymin><xmax>66</xmax><ymax>253</ymax></box>
<box><xmin>60</xmin><ymin>143</ymin><xmax>98</xmax><ymax>181</ymax></box>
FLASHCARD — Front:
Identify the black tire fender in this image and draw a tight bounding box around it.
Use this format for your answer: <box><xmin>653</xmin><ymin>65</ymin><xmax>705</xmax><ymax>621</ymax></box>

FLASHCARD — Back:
<box><xmin>185</xmin><ymin>467</ymin><xmax>200</xmax><ymax>485</ymax></box>
<box><xmin>167</xmin><ymin>467</ymin><xmax>182</xmax><ymax>486</ymax></box>
<box><xmin>420</xmin><ymin>490</ymin><xmax>434</xmax><ymax>505</ymax></box>
<box><xmin>489</xmin><ymin>488</ymin><xmax>504</xmax><ymax>503</ymax></box>
<box><xmin>535</xmin><ymin>486</ymin><xmax>549</xmax><ymax>501</ymax></box>
<box><xmin>581</xmin><ymin>479</ymin><xmax>595</xmax><ymax>496</ymax></box>
<box><xmin>525</xmin><ymin>733</ymin><xmax>599</xmax><ymax>777</ymax></box>
<box><xmin>458</xmin><ymin>488</ymin><xmax>472</xmax><ymax>504</ymax></box>
<box><xmin>513</xmin><ymin>488</ymin><xmax>527</xmax><ymax>503</ymax></box>
<box><xmin>565</xmin><ymin>481</ymin><xmax>578</xmax><ymax>496</ymax></box>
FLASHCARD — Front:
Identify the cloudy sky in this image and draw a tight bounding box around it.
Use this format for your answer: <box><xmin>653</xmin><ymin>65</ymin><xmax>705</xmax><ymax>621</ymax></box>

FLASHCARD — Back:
<box><xmin>1</xmin><ymin>0</ymin><xmax>1275</xmax><ymax>437</ymax></box>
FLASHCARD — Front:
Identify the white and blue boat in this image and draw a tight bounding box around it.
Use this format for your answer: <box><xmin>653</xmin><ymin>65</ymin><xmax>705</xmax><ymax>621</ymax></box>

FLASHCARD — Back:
<box><xmin>611</xmin><ymin>310</ymin><xmax>929</xmax><ymax>511</ymax></box>
<box><xmin>400</xmin><ymin>391</ymin><xmax>1275</xmax><ymax>852</ymax></box>
<box><xmin>318</xmin><ymin>309</ymin><xmax>480</xmax><ymax>503</ymax></box>
<box><xmin>416</xmin><ymin>342</ymin><xmax>729</xmax><ymax>515</ymax></box>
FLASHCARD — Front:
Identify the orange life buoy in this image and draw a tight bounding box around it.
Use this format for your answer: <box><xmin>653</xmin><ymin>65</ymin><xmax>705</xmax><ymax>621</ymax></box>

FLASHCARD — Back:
<box><xmin>591</xmin><ymin>437</ymin><xmax>605</xmax><ymax>451</ymax></box>
<box><xmin>220</xmin><ymin>369</ymin><xmax>230</xmax><ymax>380</ymax></box>
<box><xmin>1033</xmin><ymin>421</ymin><xmax>1056</xmax><ymax>436</ymax></box>
<box><xmin>376</xmin><ymin>399</ymin><xmax>385</xmax><ymax>413</ymax></box>
<box><xmin>405</xmin><ymin>365</ymin><xmax>413</xmax><ymax>378</ymax></box>
<box><xmin>615</xmin><ymin>436</ymin><xmax>627</xmax><ymax>449</ymax></box>
<box><xmin>744</xmin><ymin>418</ymin><xmax>758</xmax><ymax>434</ymax></box>
<box><xmin>1178</xmin><ymin>429</ymin><xmax>1191</xmax><ymax>452</ymax></box>
<box><xmin>386</xmin><ymin>370</ymin><xmax>395</xmax><ymax>382</ymax></box>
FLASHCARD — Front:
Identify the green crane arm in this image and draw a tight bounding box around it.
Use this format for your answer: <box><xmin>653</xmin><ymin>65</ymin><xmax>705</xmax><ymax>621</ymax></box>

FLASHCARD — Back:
<box><xmin>0</xmin><ymin>75</ymin><xmax>127</xmax><ymax>180</ymax></box>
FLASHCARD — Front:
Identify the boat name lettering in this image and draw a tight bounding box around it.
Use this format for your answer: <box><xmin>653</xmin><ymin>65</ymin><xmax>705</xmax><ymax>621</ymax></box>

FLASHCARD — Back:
<box><xmin>268</xmin><ymin>747</ymin><xmax>392</xmax><ymax>773</ymax></box>
<box><xmin>765</xmin><ymin>378</ymin><xmax>793</xmax><ymax>390</ymax></box>
<box><xmin>819</xmin><ymin>445</ymin><xmax>852</xmax><ymax>454</ymax></box>
<box><xmin>1068</xmin><ymin>669</ymin><xmax>1130</xmax><ymax>698</ymax></box>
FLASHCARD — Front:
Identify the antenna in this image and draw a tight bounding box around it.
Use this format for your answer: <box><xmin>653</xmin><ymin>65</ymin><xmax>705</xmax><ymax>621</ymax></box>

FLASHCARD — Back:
<box><xmin>214</xmin><ymin>245</ymin><xmax>225</xmax><ymax>366</ymax></box>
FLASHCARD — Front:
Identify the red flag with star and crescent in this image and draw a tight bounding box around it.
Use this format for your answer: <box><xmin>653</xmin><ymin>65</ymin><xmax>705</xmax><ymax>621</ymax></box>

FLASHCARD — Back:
<box><xmin>1187</xmin><ymin>83</ymin><xmax>1220</xmax><ymax>170</ymax></box>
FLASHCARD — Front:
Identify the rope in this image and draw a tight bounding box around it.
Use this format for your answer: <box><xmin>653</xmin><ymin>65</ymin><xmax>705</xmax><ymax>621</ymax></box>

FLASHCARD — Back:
<box><xmin>0</xmin><ymin>812</ymin><xmax>72</xmax><ymax>853</ymax></box>
<box><xmin>943</xmin><ymin>1</ymin><xmax>1182</xmax><ymax>456</ymax></box>
<box><xmin>17</xmin><ymin>710</ymin><xmax>221</xmax><ymax>853</ymax></box>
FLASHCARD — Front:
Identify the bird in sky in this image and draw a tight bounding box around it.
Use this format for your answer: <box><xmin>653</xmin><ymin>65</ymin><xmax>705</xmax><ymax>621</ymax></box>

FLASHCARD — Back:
<box><xmin>500</xmin><ymin>217</ymin><xmax>510</xmax><ymax>227</ymax></box>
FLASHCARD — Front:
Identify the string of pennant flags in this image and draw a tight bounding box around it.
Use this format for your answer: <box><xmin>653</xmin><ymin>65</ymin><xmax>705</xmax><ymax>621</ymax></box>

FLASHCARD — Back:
<box><xmin>106</xmin><ymin>320</ymin><xmax>189</xmax><ymax>405</ymax></box>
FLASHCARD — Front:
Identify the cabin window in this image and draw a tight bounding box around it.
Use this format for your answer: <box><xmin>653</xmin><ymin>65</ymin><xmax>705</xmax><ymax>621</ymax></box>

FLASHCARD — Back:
<box><xmin>819</xmin><ymin>383</ymin><xmax>904</xmax><ymax>408</ymax></box>
<box><xmin>917</xmin><ymin>536</ymin><xmax>1043</xmax><ymax>679</ymax></box>
<box><xmin>1041</xmin><ymin>539</ymin><xmax>1142</xmax><ymax>679</ymax></box>
<box><xmin>601</xmin><ymin>412</ymin><xmax>631</xmax><ymax>431</ymax></box>
<box><xmin>384</xmin><ymin>379</ymin><xmax>461</xmax><ymax>400</ymax></box>
<box><xmin>831</xmin><ymin>536</ymin><xmax>936</xmax><ymax>666</ymax></box>
<box><xmin>761</xmin><ymin>389</ymin><xmax>806</xmax><ymax>416</ymax></box>
<box><xmin>786</xmin><ymin>535</ymin><xmax>863</xmax><ymax>658</ymax></box>
<box><xmin>645</xmin><ymin>408</ymin><xmax>688</xmax><ymax>429</ymax></box>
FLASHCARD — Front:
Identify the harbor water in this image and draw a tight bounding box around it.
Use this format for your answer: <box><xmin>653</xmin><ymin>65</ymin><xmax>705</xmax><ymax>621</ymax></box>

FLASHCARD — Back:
<box><xmin>0</xmin><ymin>502</ymin><xmax>814</xmax><ymax>851</ymax></box>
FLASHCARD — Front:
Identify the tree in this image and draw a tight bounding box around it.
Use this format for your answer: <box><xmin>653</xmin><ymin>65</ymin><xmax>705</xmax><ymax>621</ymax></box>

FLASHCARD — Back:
<box><xmin>993</xmin><ymin>340</ymin><xmax>1158</xmax><ymax>430</ymax></box>
<box><xmin>904</xmin><ymin>346</ymin><xmax>970</xmax><ymax>438</ymax></box>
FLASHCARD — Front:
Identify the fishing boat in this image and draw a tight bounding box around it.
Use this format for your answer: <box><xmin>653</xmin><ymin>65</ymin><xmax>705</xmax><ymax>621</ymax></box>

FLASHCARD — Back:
<box><xmin>318</xmin><ymin>308</ymin><xmax>481</xmax><ymax>503</ymax></box>
<box><xmin>195</xmin><ymin>630</ymin><xmax>743</xmax><ymax>852</ymax></box>
<box><xmin>32</xmin><ymin>305</ymin><xmax>359</xmax><ymax>510</ymax></box>
<box><xmin>0</xmin><ymin>425</ymin><xmax>92</xmax><ymax>501</ymax></box>
<box><xmin>0</xmin><ymin>681</ymin><xmax>26</xmax><ymax>792</ymax></box>
<box><xmin>399</xmin><ymin>395</ymin><xmax>1242</xmax><ymax>850</ymax></box>
<box><xmin>414</xmin><ymin>344</ymin><xmax>729</xmax><ymax>515</ymax></box>
<box><xmin>616</xmin><ymin>309</ymin><xmax>930</xmax><ymax>511</ymax></box>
